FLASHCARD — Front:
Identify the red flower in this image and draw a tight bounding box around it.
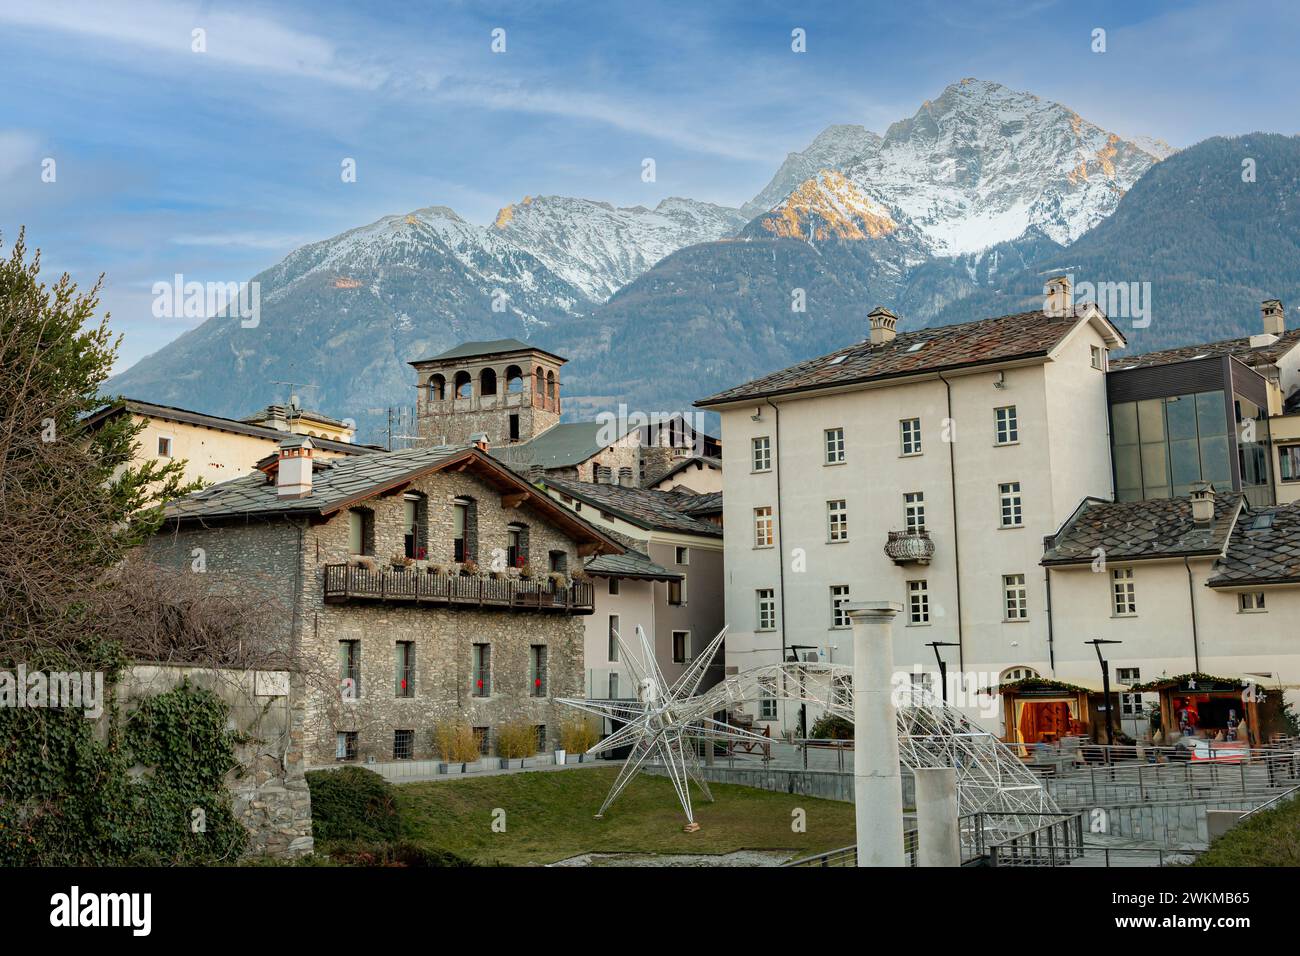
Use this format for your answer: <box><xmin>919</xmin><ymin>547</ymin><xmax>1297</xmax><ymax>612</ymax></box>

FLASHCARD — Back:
<box><xmin>476</xmin><ymin>679</ymin><xmax>483</xmax><ymax>688</ymax></box>
<box><xmin>534</xmin><ymin>677</ymin><xmax>542</xmax><ymax>687</ymax></box>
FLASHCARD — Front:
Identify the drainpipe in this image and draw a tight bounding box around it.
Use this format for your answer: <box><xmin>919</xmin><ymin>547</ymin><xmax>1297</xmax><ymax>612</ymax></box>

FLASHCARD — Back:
<box><xmin>1044</xmin><ymin>566</ymin><xmax>1056</xmax><ymax>674</ymax></box>
<box><xmin>765</xmin><ymin>398</ymin><xmax>789</xmax><ymax>716</ymax></box>
<box><xmin>1184</xmin><ymin>557</ymin><xmax>1201</xmax><ymax>672</ymax></box>
<box><xmin>936</xmin><ymin>373</ymin><xmax>965</xmax><ymax>673</ymax></box>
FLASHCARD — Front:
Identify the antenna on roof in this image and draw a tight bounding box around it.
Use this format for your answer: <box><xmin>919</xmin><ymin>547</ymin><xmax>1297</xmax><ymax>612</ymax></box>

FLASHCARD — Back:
<box><xmin>269</xmin><ymin>380</ymin><xmax>320</xmax><ymax>411</ymax></box>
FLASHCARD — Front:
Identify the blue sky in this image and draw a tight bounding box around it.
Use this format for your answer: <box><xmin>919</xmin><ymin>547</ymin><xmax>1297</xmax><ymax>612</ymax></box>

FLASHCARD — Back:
<box><xmin>2</xmin><ymin>0</ymin><xmax>1298</xmax><ymax>371</ymax></box>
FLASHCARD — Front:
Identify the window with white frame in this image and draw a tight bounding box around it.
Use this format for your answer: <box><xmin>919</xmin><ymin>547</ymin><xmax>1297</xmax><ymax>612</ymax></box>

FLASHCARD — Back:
<box><xmin>830</xmin><ymin>585</ymin><xmax>851</xmax><ymax>628</ymax></box>
<box><xmin>904</xmin><ymin>492</ymin><xmax>926</xmax><ymax>533</ymax></box>
<box><xmin>999</xmin><ymin>481</ymin><xmax>1023</xmax><ymax>528</ymax></box>
<box><xmin>754</xmin><ymin>506</ymin><xmax>774</xmax><ymax>547</ymax></box>
<box><xmin>1091</xmin><ymin>345</ymin><xmax>1106</xmax><ymax>371</ymax></box>
<box><xmin>995</xmin><ymin>405</ymin><xmax>1018</xmax><ymax>445</ymax></box>
<box><xmin>900</xmin><ymin>418</ymin><xmax>922</xmax><ymax>455</ymax></box>
<box><xmin>1120</xmin><ymin>693</ymin><xmax>1144</xmax><ymax>717</ymax></box>
<box><xmin>1238</xmin><ymin>592</ymin><xmax>1267</xmax><ymax>612</ymax></box>
<box><xmin>157</xmin><ymin>435</ymin><xmax>173</xmax><ymax>457</ymax></box>
<box><xmin>752</xmin><ymin>436</ymin><xmax>772</xmax><ymax>472</ymax></box>
<box><xmin>1003</xmin><ymin>574</ymin><xmax>1028</xmax><ymax>620</ymax></box>
<box><xmin>1112</xmin><ymin>568</ymin><xmax>1137</xmax><ymax>616</ymax></box>
<box><xmin>907</xmin><ymin>580</ymin><xmax>930</xmax><ymax>625</ymax></box>
<box><xmin>827</xmin><ymin>499</ymin><xmax>848</xmax><ymax>542</ymax></box>
<box><xmin>824</xmin><ymin>427</ymin><xmax>846</xmax><ymax>464</ymax></box>
<box><xmin>756</xmin><ymin>589</ymin><xmax>777</xmax><ymax>631</ymax></box>
<box><xmin>675</xmin><ymin>546</ymin><xmax>690</xmax><ymax>564</ymax></box>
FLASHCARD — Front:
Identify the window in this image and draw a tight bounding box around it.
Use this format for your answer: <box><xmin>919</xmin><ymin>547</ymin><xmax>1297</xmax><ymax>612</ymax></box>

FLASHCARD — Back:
<box><xmin>339</xmin><ymin>640</ymin><xmax>360</xmax><ymax>699</ymax></box>
<box><xmin>506</xmin><ymin>523</ymin><xmax>528</xmax><ymax>568</ymax></box>
<box><xmin>472</xmin><ymin>643</ymin><xmax>491</xmax><ymax>696</ymax></box>
<box><xmin>907</xmin><ymin>580</ymin><xmax>930</xmax><ymax>625</ymax></box>
<box><xmin>756</xmin><ymin>589</ymin><xmax>777</xmax><ymax>631</ymax></box>
<box><xmin>672</xmin><ymin>631</ymin><xmax>690</xmax><ymax>663</ymax></box>
<box><xmin>403</xmin><ymin>493</ymin><xmax>427</xmax><ymax>559</ymax></box>
<box><xmin>904</xmin><ymin>492</ymin><xmax>926</xmax><ymax>533</ymax></box>
<box><xmin>830</xmin><ymin>585</ymin><xmax>851</xmax><ymax>629</ymax></box>
<box><xmin>758</xmin><ymin>679</ymin><xmax>777</xmax><ymax>720</ymax></box>
<box><xmin>825</xmin><ymin>427</ymin><xmax>846</xmax><ymax>464</ymax></box>
<box><xmin>157</xmin><ymin>435</ymin><xmax>173</xmax><ymax>457</ymax></box>
<box><xmin>999</xmin><ymin>482</ymin><xmax>1023</xmax><ymax>528</ymax></box>
<box><xmin>1120</xmin><ymin>693</ymin><xmax>1144</xmax><ymax>717</ymax></box>
<box><xmin>827</xmin><ymin>499</ymin><xmax>848</xmax><ymax>542</ymax></box>
<box><xmin>1112</xmin><ymin>391</ymin><xmax>1230</xmax><ymax>502</ymax></box>
<box><xmin>530</xmin><ymin>645</ymin><xmax>548</xmax><ymax>697</ymax></box>
<box><xmin>336</xmin><ymin>731</ymin><xmax>357</xmax><ymax>761</ymax></box>
<box><xmin>1112</xmin><ymin>568</ymin><xmax>1136</xmax><ymax>616</ymax></box>
<box><xmin>900</xmin><ymin>418</ymin><xmax>922</xmax><ymax>456</ymax></box>
<box><xmin>1280</xmin><ymin>445</ymin><xmax>1300</xmax><ymax>482</ymax></box>
<box><xmin>508</xmin><ymin>413</ymin><xmax>520</xmax><ymax>442</ymax></box>
<box><xmin>534</xmin><ymin>725</ymin><xmax>547</xmax><ymax>753</ymax></box>
<box><xmin>548</xmin><ymin>550</ymin><xmax>567</xmax><ymax>574</ymax></box>
<box><xmin>453</xmin><ymin>498</ymin><xmax>471</xmax><ymax>562</ymax></box>
<box><xmin>1117</xmin><ymin>667</ymin><xmax>1141</xmax><ymax>683</ymax></box>
<box><xmin>473</xmin><ymin>726</ymin><xmax>491</xmax><ymax>756</ymax></box>
<box><xmin>1238</xmin><ymin>592</ymin><xmax>1267</xmax><ymax>613</ymax></box>
<box><xmin>608</xmin><ymin>577</ymin><xmax>620</xmax><ymax>595</ymax></box>
<box><xmin>1091</xmin><ymin>345</ymin><xmax>1106</xmax><ymax>371</ymax></box>
<box><xmin>675</xmin><ymin>546</ymin><xmax>690</xmax><ymax>564</ymax></box>
<box><xmin>393</xmin><ymin>729</ymin><xmax>414</xmax><ymax>760</ymax></box>
<box><xmin>394</xmin><ymin>641</ymin><xmax>414</xmax><ymax>697</ymax></box>
<box><xmin>608</xmin><ymin>672</ymin><xmax>620</xmax><ymax>699</ymax></box>
<box><xmin>347</xmin><ymin>508</ymin><xmax>374</xmax><ymax>556</ymax></box>
<box><xmin>752</xmin><ymin>436</ymin><xmax>772</xmax><ymax>472</ymax></box>
<box><xmin>607</xmin><ymin>615</ymin><xmax>620</xmax><ymax>662</ymax></box>
<box><xmin>754</xmin><ymin>506</ymin><xmax>774</xmax><ymax>547</ymax></box>
<box><xmin>664</xmin><ymin>576</ymin><xmax>685</xmax><ymax>605</ymax></box>
<box><xmin>995</xmin><ymin>406</ymin><xmax>1018</xmax><ymax>445</ymax></box>
<box><xmin>1003</xmin><ymin>574</ymin><xmax>1028</xmax><ymax>621</ymax></box>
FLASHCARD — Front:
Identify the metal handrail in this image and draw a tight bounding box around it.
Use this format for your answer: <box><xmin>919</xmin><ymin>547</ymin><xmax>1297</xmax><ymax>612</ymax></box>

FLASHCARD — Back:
<box><xmin>1239</xmin><ymin>783</ymin><xmax>1300</xmax><ymax>820</ymax></box>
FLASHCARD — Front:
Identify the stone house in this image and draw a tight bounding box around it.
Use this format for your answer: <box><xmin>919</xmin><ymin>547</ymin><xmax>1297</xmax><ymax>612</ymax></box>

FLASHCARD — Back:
<box><xmin>147</xmin><ymin>437</ymin><xmax>623</xmax><ymax>766</ymax></box>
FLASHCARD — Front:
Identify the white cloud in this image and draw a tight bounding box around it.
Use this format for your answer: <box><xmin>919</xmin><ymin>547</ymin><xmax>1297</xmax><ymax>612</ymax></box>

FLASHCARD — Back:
<box><xmin>0</xmin><ymin>0</ymin><xmax>386</xmax><ymax>89</ymax></box>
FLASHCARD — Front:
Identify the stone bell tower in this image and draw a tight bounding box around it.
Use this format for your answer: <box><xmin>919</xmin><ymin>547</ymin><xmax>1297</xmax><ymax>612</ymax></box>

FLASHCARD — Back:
<box><xmin>409</xmin><ymin>338</ymin><xmax>564</xmax><ymax>447</ymax></box>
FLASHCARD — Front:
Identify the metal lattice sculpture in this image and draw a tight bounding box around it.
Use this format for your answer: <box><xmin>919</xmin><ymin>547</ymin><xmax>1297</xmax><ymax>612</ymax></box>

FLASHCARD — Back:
<box><xmin>560</xmin><ymin>627</ymin><xmax>1057</xmax><ymax>840</ymax></box>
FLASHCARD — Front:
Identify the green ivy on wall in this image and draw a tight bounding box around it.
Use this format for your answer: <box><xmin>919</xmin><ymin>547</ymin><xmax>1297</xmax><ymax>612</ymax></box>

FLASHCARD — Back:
<box><xmin>0</xmin><ymin>680</ymin><xmax>247</xmax><ymax>865</ymax></box>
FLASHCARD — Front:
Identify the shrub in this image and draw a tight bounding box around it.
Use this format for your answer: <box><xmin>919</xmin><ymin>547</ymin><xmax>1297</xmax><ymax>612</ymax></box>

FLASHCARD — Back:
<box><xmin>305</xmin><ymin>767</ymin><xmax>400</xmax><ymax>844</ymax></box>
<box><xmin>497</xmin><ymin>719</ymin><xmax>537</xmax><ymax>759</ymax></box>
<box><xmin>434</xmin><ymin>721</ymin><xmax>481</xmax><ymax>764</ymax></box>
<box><xmin>559</xmin><ymin>716</ymin><xmax>598</xmax><ymax>754</ymax></box>
<box><xmin>810</xmin><ymin>714</ymin><xmax>854</xmax><ymax>740</ymax></box>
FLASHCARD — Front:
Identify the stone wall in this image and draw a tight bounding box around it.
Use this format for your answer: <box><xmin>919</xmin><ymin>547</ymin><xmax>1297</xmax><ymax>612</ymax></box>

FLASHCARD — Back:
<box><xmin>115</xmin><ymin>664</ymin><xmax>313</xmax><ymax>859</ymax></box>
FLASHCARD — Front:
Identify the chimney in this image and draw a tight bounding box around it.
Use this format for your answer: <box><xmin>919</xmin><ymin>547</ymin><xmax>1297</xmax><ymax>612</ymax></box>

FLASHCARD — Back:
<box><xmin>1189</xmin><ymin>480</ymin><xmax>1215</xmax><ymax>528</ymax></box>
<box><xmin>1043</xmin><ymin>275</ymin><xmax>1073</xmax><ymax>317</ymax></box>
<box><xmin>868</xmin><ymin>306</ymin><xmax>898</xmax><ymax>346</ymax></box>
<box><xmin>1262</xmin><ymin>299</ymin><xmax>1285</xmax><ymax>336</ymax></box>
<box><xmin>470</xmin><ymin>432</ymin><xmax>490</xmax><ymax>452</ymax></box>
<box><xmin>276</xmin><ymin>436</ymin><xmax>314</xmax><ymax>498</ymax></box>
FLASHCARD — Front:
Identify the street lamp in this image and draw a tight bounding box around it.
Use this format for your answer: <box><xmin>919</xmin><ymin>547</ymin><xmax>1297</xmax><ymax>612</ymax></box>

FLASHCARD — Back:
<box><xmin>925</xmin><ymin>641</ymin><xmax>961</xmax><ymax>704</ymax></box>
<box><xmin>1085</xmin><ymin>639</ymin><xmax>1123</xmax><ymax>745</ymax></box>
<box><xmin>787</xmin><ymin>645</ymin><xmax>820</xmax><ymax>738</ymax></box>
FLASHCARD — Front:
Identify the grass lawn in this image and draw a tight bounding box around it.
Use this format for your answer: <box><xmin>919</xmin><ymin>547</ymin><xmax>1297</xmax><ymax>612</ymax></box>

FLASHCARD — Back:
<box><xmin>395</xmin><ymin>767</ymin><xmax>856</xmax><ymax>866</ymax></box>
<box><xmin>1194</xmin><ymin>795</ymin><xmax>1300</xmax><ymax>867</ymax></box>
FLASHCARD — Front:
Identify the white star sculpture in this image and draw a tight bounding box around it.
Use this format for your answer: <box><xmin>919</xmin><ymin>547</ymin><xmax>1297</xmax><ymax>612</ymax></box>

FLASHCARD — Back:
<box><xmin>557</xmin><ymin>625</ymin><xmax>768</xmax><ymax>828</ymax></box>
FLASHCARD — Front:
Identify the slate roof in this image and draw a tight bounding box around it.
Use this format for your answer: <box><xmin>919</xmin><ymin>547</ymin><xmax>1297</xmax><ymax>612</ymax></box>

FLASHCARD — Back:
<box><xmin>650</xmin><ymin>456</ymin><xmax>722</xmax><ymax>487</ymax></box>
<box><xmin>675</xmin><ymin>491</ymin><xmax>723</xmax><ymax>516</ymax></box>
<box><xmin>1110</xmin><ymin>329</ymin><xmax>1300</xmax><ymax>373</ymax></box>
<box><xmin>492</xmin><ymin>422</ymin><xmax>619</xmax><ymax>471</ymax></box>
<box><xmin>242</xmin><ymin>404</ymin><xmax>351</xmax><ymax>430</ymax></box>
<box><xmin>541</xmin><ymin>477</ymin><xmax>723</xmax><ymax>538</ymax></box>
<box><xmin>159</xmin><ymin>444</ymin><xmax>622</xmax><ymax>553</ymax></box>
<box><xmin>585</xmin><ymin>550</ymin><xmax>682</xmax><ymax>581</ymax></box>
<box><xmin>696</xmin><ymin>308</ymin><xmax>1124</xmax><ymax>407</ymax></box>
<box><xmin>1042</xmin><ymin>494</ymin><xmax>1244</xmax><ymax>566</ymax></box>
<box><xmin>1207</xmin><ymin>503</ymin><xmax>1300</xmax><ymax>588</ymax></box>
<box><xmin>408</xmin><ymin>338</ymin><xmax>566</xmax><ymax>365</ymax></box>
<box><xmin>83</xmin><ymin>399</ymin><xmax>376</xmax><ymax>456</ymax></box>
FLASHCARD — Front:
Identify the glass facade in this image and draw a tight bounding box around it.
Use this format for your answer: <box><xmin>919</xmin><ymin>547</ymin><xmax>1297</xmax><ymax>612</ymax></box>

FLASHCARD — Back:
<box><xmin>1113</xmin><ymin>391</ymin><xmax>1231</xmax><ymax>501</ymax></box>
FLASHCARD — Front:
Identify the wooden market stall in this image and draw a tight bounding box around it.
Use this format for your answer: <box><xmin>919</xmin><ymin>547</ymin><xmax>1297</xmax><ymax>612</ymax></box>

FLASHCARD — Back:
<box><xmin>1133</xmin><ymin>673</ymin><xmax>1285</xmax><ymax>748</ymax></box>
<box><xmin>988</xmin><ymin>677</ymin><xmax>1118</xmax><ymax>750</ymax></box>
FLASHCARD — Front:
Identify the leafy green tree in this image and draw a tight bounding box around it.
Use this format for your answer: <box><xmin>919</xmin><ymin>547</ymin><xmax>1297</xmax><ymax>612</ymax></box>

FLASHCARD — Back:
<box><xmin>0</xmin><ymin>228</ymin><xmax>201</xmax><ymax>671</ymax></box>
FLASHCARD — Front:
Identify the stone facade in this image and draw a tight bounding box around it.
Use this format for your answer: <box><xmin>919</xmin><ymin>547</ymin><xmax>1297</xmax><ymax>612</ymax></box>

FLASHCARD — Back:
<box><xmin>145</xmin><ymin>461</ymin><xmax>595</xmax><ymax>770</ymax></box>
<box><xmin>413</xmin><ymin>347</ymin><xmax>562</xmax><ymax>446</ymax></box>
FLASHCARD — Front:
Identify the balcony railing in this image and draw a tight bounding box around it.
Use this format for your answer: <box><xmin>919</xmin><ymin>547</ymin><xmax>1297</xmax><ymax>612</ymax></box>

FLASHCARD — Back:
<box><xmin>323</xmin><ymin>564</ymin><xmax>595</xmax><ymax>614</ymax></box>
<box><xmin>884</xmin><ymin>530</ymin><xmax>935</xmax><ymax>566</ymax></box>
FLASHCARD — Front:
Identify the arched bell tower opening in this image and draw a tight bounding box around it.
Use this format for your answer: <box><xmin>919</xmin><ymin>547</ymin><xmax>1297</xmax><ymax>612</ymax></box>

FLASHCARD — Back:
<box><xmin>409</xmin><ymin>338</ymin><xmax>565</xmax><ymax>447</ymax></box>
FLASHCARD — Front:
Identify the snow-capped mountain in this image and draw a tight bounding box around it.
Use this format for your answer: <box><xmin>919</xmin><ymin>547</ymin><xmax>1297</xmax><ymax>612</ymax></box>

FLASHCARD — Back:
<box><xmin>752</xmin><ymin>79</ymin><xmax>1169</xmax><ymax>256</ymax></box>
<box><xmin>743</xmin><ymin>124</ymin><xmax>881</xmax><ymax>216</ymax></box>
<box><xmin>491</xmin><ymin>195</ymin><xmax>748</xmax><ymax>300</ymax></box>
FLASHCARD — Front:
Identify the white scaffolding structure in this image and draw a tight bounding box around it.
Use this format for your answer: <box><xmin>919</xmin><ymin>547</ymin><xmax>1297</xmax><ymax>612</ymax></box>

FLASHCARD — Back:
<box><xmin>559</xmin><ymin>626</ymin><xmax>1058</xmax><ymax>841</ymax></box>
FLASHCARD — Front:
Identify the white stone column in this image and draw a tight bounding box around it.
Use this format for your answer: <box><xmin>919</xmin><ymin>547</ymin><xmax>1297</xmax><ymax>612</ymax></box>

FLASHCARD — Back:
<box><xmin>846</xmin><ymin>601</ymin><xmax>904</xmax><ymax>867</ymax></box>
<box><xmin>914</xmin><ymin>767</ymin><xmax>961</xmax><ymax>867</ymax></box>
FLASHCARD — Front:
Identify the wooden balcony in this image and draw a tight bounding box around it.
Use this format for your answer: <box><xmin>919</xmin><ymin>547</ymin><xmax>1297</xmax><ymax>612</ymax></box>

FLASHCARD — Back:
<box><xmin>323</xmin><ymin>564</ymin><xmax>595</xmax><ymax>614</ymax></box>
